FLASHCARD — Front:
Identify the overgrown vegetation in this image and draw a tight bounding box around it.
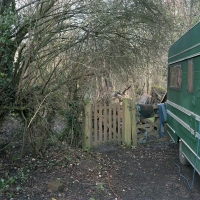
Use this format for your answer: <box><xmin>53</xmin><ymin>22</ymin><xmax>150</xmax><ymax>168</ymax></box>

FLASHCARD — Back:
<box><xmin>0</xmin><ymin>0</ymin><xmax>199</xmax><ymax>156</ymax></box>
<box><xmin>1</xmin><ymin>1</ymin><xmax>200</xmax><ymax>198</ymax></box>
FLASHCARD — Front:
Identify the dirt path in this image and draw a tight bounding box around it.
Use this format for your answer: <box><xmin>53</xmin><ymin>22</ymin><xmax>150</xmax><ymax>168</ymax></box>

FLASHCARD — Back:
<box><xmin>1</xmin><ymin>142</ymin><xmax>200</xmax><ymax>200</ymax></box>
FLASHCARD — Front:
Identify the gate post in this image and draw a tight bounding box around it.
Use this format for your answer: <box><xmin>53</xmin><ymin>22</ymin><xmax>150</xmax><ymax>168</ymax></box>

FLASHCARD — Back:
<box><xmin>131</xmin><ymin>100</ymin><xmax>137</xmax><ymax>147</ymax></box>
<box><xmin>82</xmin><ymin>100</ymin><xmax>92</xmax><ymax>149</ymax></box>
<box><xmin>122</xmin><ymin>98</ymin><xmax>132</xmax><ymax>146</ymax></box>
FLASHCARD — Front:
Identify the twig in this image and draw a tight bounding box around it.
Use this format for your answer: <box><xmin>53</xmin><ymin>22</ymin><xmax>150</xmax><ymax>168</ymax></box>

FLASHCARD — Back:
<box><xmin>121</xmin><ymin>85</ymin><xmax>132</xmax><ymax>95</ymax></box>
<box><xmin>107</xmin><ymin>171</ymin><xmax>122</xmax><ymax>200</ymax></box>
<box><xmin>27</xmin><ymin>92</ymin><xmax>51</xmax><ymax>128</ymax></box>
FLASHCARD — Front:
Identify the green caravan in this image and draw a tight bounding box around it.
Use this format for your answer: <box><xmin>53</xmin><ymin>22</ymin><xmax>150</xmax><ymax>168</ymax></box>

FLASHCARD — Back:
<box><xmin>167</xmin><ymin>22</ymin><xmax>200</xmax><ymax>172</ymax></box>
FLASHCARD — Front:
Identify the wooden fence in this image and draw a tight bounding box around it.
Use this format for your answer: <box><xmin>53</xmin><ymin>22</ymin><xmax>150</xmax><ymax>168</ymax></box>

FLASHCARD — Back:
<box><xmin>136</xmin><ymin>105</ymin><xmax>169</xmax><ymax>143</ymax></box>
<box><xmin>82</xmin><ymin>99</ymin><xmax>168</xmax><ymax>149</ymax></box>
<box><xmin>82</xmin><ymin>98</ymin><xmax>137</xmax><ymax>149</ymax></box>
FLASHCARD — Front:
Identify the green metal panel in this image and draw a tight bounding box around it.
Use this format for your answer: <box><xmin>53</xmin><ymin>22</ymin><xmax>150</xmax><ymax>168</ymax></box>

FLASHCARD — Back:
<box><xmin>182</xmin><ymin>140</ymin><xmax>200</xmax><ymax>174</ymax></box>
<box><xmin>168</xmin><ymin>22</ymin><xmax>200</xmax><ymax>64</ymax></box>
<box><xmin>167</xmin><ymin>21</ymin><xmax>200</xmax><ymax>169</ymax></box>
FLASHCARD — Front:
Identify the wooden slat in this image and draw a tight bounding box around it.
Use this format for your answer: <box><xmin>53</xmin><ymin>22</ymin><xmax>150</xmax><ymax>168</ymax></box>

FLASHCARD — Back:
<box><xmin>91</xmin><ymin>106</ymin><xmax>94</xmax><ymax>147</ymax></box>
<box><xmin>122</xmin><ymin>99</ymin><xmax>132</xmax><ymax>146</ymax></box>
<box><xmin>98</xmin><ymin>104</ymin><xmax>102</xmax><ymax>145</ymax></box>
<box><xmin>117</xmin><ymin>103</ymin><xmax>121</xmax><ymax>145</ymax></box>
<box><xmin>93</xmin><ymin>104</ymin><xmax>98</xmax><ymax>146</ymax></box>
<box><xmin>120</xmin><ymin>104</ymin><xmax>123</xmax><ymax>143</ymax></box>
<box><xmin>109</xmin><ymin>103</ymin><xmax>112</xmax><ymax>144</ymax></box>
<box><xmin>144</xmin><ymin>126</ymin><xmax>154</xmax><ymax>133</ymax></box>
<box><xmin>113</xmin><ymin>103</ymin><xmax>117</xmax><ymax>145</ymax></box>
<box><xmin>137</xmin><ymin>124</ymin><xmax>144</xmax><ymax>128</ymax></box>
<box><xmin>122</xmin><ymin>102</ymin><xmax>124</xmax><ymax>144</ymax></box>
<box><xmin>104</xmin><ymin>103</ymin><xmax>107</xmax><ymax>144</ymax></box>
<box><xmin>106</xmin><ymin>105</ymin><xmax>110</xmax><ymax>145</ymax></box>
<box><xmin>97</xmin><ymin>104</ymin><xmax>100</xmax><ymax>146</ymax></box>
<box><xmin>130</xmin><ymin>101</ymin><xmax>137</xmax><ymax>147</ymax></box>
<box><xmin>141</xmin><ymin>118</ymin><xmax>158</xmax><ymax>128</ymax></box>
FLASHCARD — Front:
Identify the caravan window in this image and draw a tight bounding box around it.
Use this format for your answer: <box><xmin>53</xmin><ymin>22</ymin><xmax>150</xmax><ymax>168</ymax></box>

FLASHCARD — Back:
<box><xmin>187</xmin><ymin>60</ymin><xmax>193</xmax><ymax>93</ymax></box>
<box><xmin>169</xmin><ymin>65</ymin><xmax>182</xmax><ymax>89</ymax></box>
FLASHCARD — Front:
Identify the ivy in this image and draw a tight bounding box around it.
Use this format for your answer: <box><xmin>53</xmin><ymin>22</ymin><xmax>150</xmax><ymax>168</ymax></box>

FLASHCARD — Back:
<box><xmin>0</xmin><ymin>6</ymin><xmax>16</xmax><ymax>100</ymax></box>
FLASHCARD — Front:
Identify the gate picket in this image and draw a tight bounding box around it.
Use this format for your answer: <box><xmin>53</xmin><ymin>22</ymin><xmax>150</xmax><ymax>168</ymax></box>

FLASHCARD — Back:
<box><xmin>98</xmin><ymin>104</ymin><xmax>102</xmax><ymax>145</ymax></box>
<box><xmin>109</xmin><ymin>103</ymin><xmax>112</xmax><ymax>143</ymax></box>
<box><xmin>94</xmin><ymin>104</ymin><xmax>97</xmax><ymax>146</ymax></box>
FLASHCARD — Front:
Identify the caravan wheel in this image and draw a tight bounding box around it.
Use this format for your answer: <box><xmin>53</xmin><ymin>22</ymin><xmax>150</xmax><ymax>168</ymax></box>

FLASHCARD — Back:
<box><xmin>179</xmin><ymin>140</ymin><xmax>190</xmax><ymax>166</ymax></box>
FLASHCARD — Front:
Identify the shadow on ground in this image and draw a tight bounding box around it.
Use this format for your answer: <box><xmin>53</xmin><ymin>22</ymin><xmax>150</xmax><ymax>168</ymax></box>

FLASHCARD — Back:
<box><xmin>1</xmin><ymin>142</ymin><xmax>200</xmax><ymax>200</ymax></box>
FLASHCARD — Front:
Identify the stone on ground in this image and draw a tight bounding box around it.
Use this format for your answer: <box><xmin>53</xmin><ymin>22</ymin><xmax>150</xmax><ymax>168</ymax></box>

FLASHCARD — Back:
<box><xmin>47</xmin><ymin>180</ymin><xmax>64</xmax><ymax>191</ymax></box>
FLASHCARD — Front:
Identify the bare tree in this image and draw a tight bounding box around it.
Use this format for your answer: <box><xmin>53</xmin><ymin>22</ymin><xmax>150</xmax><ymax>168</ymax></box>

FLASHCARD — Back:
<box><xmin>0</xmin><ymin>0</ymin><xmax>175</xmax><ymax>154</ymax></box>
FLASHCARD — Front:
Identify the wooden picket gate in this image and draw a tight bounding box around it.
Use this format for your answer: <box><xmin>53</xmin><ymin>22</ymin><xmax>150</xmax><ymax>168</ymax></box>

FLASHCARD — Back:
<box><xmin>82</xmin><ymin>99</ymin><xmax>170</xmax><ymax>149</ymax></box>
<box><xmin>83</xmin><ymin>98</ymin><xmax>137</xmax><ymax>149</ymax></box>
